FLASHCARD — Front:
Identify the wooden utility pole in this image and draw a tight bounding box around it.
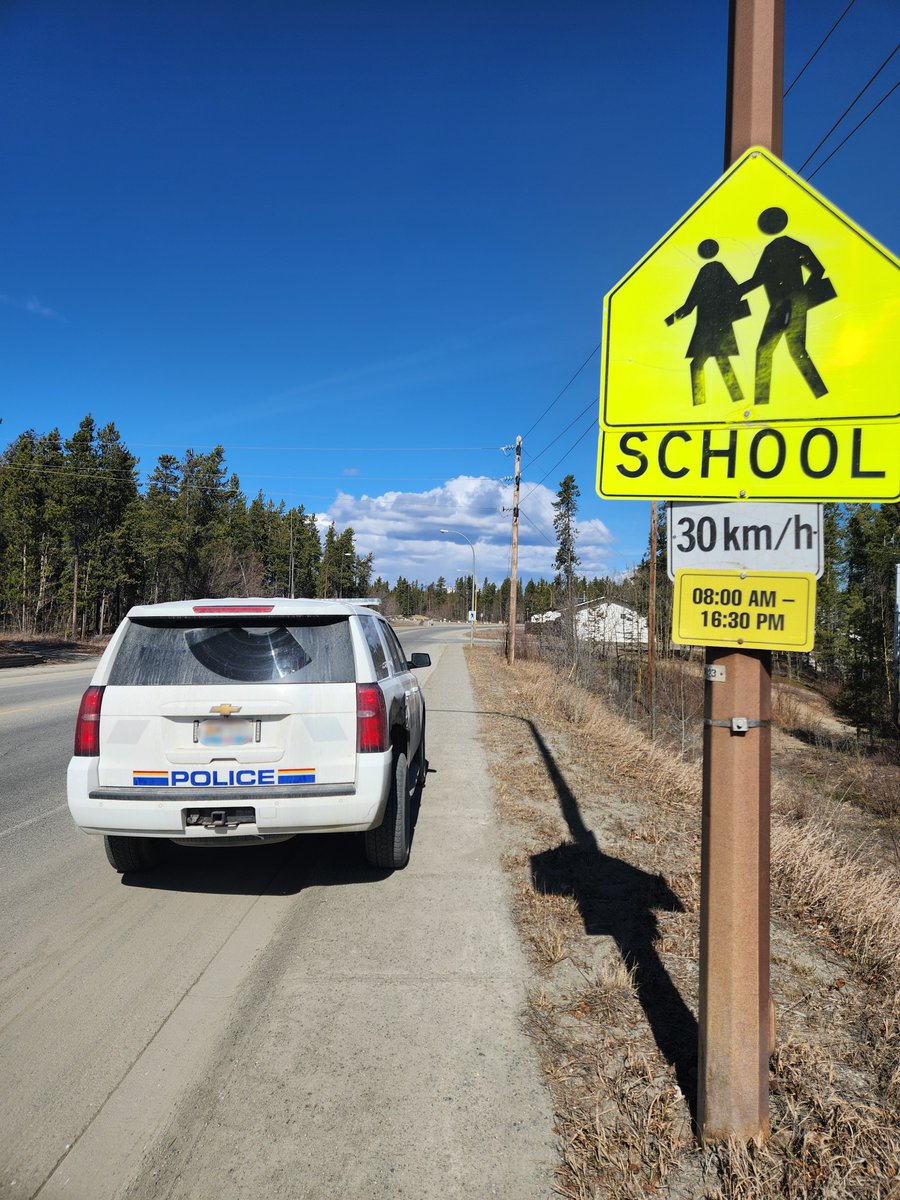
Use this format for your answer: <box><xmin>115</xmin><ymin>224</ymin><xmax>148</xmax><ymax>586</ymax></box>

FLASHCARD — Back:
<box><xmin>648</xmin><ymin>501</ymin><xmax>657</xmax><ymax>739</ymax></box>
<box><xmin>697</xmin><ymin>0</ymin><xmax>783</xmax><ymax>1145</ymax></box>
<box><xmin>507</xmin><ymin>435</ymin><xmax>522</xmax><ymax>664</ymax></box>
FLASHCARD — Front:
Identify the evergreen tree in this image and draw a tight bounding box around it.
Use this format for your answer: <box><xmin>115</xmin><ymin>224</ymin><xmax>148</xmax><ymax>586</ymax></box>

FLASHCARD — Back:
<box><xmin>247</xmin><ymin>492</ymin><xmax>276</xmax><ymax>590</ymax></box>
<box><xmin>394</xmin><ymin>575</ymin><xmax>411</xmax><ymax>617</ymax></box>
<box><xmin>91</xmin><ymin>422</ymin><xmax>140</xmax><ymax>629</ymax></box>
<box><xmin>142</xmin><ymin>454</ymin><xmax>182</xmax><ymax>603</ymax></box>
<box><xmin>814</xmin><ymin>503</ymin><xmax>847</xmax><ymax>676</ymax></box>
<box><xmin>62</xmin><ymin>415</ymin><xmax>102</xmax><ymax>637</ymax></box>
<box><xmin>292</xmin><ymin>508</ymin><xmax>321</xmax><ymax>597</ymax></box>
<box><xmin>177</xmin><ymin>446</ymin><xmax>231</xmax><ymax>597</ymax></box>
<box><xmin>32</xmin><ymin>429</ymin><xmax>69</xmax><ymax>630</ymax></box>
<box><xmin>553</xmin><ymin>474</ymin><xmax>580</xmax><ymax>599</ymax></box>
<box><xmin>0</xmin><ymin>430</ymin><xmax>62</xmax><ymax>630</ymax></box>
<box><xmin>356</xmin><ymin>550</ymin><xmax>374</xmax><ymax>596</ymax></box>
<box><xmin>480</xmin><ymin>578</ymin><xmax>498</xmax><ymax>621</ymax></box>
<box><xmin>553</xmin><ymin>474</ymin><xmax>580</xmax><ymax>651</ymax></box>
<box><xmin>840</xmin><ymin>503</ymin><xmax>900</xmax><ymax>737</ymax></box>
<box><xmin>333</xmin><ymin>527</ymin><xmax>357</xmax><ymax>598</ymax></box>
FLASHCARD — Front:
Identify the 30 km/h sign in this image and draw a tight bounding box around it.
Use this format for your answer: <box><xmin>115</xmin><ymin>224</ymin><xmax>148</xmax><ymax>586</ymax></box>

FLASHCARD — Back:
<box><xmin>672</xmin><ymin>569</ymin><xmax>815</xmax><ymax>652</ymax></box>
<box><xmin>596</xmin><ymin>147</ymin><xmax>900</xmax><ymax>502</ymax></box>
<box><xmin>667</xmin><ymin>502</ymin><xmax>823</xmax><ymax>580</ymax></box>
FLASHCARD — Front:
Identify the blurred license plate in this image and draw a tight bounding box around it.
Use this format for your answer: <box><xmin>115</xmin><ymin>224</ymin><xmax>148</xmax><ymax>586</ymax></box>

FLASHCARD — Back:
<box><xmin>198</xmin><ymin>719</ymin><xmax>254</xmax><ymax>747</ymax></box>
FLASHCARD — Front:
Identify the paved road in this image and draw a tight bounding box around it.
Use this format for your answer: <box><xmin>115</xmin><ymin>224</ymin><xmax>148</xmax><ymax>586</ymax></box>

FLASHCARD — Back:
<box><xmin>0</xmin><ymin>627</ymin><xmax>555</xmax><ymax>1199</ymax></box>
<box><xmin>0</xmin><ymin>660</ymin><xmax>98</xmax><ymax>842</ymax></box>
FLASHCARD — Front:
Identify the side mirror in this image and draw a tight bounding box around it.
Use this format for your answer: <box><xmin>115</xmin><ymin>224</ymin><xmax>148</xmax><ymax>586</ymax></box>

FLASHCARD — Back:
<box><xmin>408</xmin><ymin>653</ymin><xmax>431</xmax><ymax>669</ymax></box>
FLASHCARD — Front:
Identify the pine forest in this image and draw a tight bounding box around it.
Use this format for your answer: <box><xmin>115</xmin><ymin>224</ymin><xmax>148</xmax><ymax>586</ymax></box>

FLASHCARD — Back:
<box><xmin>1</xmin><ymin>415</ymin><xmax>898</xmax><ymax>739</ymax></box>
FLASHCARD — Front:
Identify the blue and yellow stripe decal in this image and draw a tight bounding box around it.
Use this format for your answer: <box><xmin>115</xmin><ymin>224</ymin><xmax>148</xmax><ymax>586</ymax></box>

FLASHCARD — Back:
<box><xmin>277</xmin><ymin>768</ymin><xmax>316</xmax><ymax>784</ymax></box>
<box><xmin>132</xmin><ymin>770</ymin><xmax>170</xmax><ymax>787</ymax></box>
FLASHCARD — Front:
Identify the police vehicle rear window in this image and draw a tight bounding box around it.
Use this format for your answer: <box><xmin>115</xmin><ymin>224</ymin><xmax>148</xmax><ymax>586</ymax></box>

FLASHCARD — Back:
<box><xmin>108</xmin><ymin>617</ymin><xmax>355</xmax><ymax>685</ymax></box>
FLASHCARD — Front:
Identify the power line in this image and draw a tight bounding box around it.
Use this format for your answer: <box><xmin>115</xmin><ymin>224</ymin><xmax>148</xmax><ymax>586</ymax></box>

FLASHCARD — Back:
<box><xmin>526</xmin><ymin>397</ymin><xmax>598</xmax><ymax>471</ymax></box>
<box><xmin>798</xmin><ymin>43</ymin><xmax>899</xmax><ymax>173</ymax></box>
<box><xmin>808</xmin><ymin>78</ymin><xmax>900</xmax><ymax>181</ymax></box>
<box><xmin>521</xmin><ymin>342</ymin><xmax>601</xmax><ymax>442</ymax></box>
<box><xmin>784</xmin><ymin>0</ymin><xmax>858</xmax><ymax>97</ymax></box>
<box><xmin>0</xmin><ymin>463</ymin><xmax>491</xmax><ymax>486</ymax></box>
<box><xmin>518</xmin><ymin>506</ymin><xmax>556</xmax><ymax>546</ymax></box>
<box><xmin>521</xmin><ymin>417</ymin><xmax>596</xmax><ymax>505</ymax></box>
<box><xmin>125</xmin><ymin>443</ymin><xmax>501</xmax><ymax>454</ymax></box>
<box><xmin>0</xmin><ymin>461</ymin><xmax>133</xmax><ymax>476</ymax></box>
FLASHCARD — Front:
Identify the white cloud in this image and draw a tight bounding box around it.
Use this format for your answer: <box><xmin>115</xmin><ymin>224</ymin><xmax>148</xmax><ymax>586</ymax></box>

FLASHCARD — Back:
<box><xmin>0</xmin><ymin>293</ymin><xmax>61</xmax><ymax>319</ymax></box>
<box><xmin>315</xmin><ymin>475</ymin><xmax>614</xmax><ymax>584</ymax></box>
<box><xmin>24</xmin><ymin>295</ymin><xmax>58</xmax><ymax>318</ymax></box>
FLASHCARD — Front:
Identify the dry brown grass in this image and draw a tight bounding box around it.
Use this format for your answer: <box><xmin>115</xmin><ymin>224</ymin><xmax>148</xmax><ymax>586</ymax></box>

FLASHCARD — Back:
<box><xmin>509</xmin><ymin>658</ymin><xmax>703</xmax><ymax>807</ymax></box>
<box><xmin>467</xmin><ymin>646</ymin><xmax>900</xmax><ymax>1200</ymax></box>
<box><xmin>770</xmin><ymin>681</ymin><xmax>849</xmax><ymax>747</ymax></box>
<box><xmin>0</xmin><ymin>630</ymin><xmax>108</xmax><ymax>655</ymax></box>
<box><xmin>832</xmin><ymin>756</ymin><xmax>900</xmax><ymax>822</ymax></box>
<box><xmin>772</xmin><ymin>818</ymin><xmax>900</xmax><ymax>985</ymax></box>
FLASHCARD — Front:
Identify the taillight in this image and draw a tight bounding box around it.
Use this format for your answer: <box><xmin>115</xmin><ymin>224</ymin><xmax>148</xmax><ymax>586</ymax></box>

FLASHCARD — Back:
<box><xmin>356</xmin><ymin>684</ymin><xmax>388</xmax><ymax>753</ymax></box>
<box><xmin>74</xmin><ymin>686</ymin><xmax>105</xmax><ymax>756</ymax></box>
<box><xmin>192</xmin><ymin>605</ymin><xmax>274</xmax><ymax>613</ymax></box>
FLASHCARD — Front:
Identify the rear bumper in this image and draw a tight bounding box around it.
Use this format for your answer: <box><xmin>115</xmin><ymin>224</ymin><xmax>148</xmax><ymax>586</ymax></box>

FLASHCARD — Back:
<box><xmin>67</xmin><ymin>753</ymin><xmax>392</xmax><ymax>838</ymax></box>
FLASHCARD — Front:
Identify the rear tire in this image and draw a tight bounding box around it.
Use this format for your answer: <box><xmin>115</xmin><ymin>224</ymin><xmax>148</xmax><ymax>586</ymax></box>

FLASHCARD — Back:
<box><xmin>104</xmin><ymin>835</ymin><xmax>161</xmax><ymax>873</ymax></box>
<box><xmin>364</xmin><ymin>750</ymin><xmax>410</xmax><ymax>871</ymax></box>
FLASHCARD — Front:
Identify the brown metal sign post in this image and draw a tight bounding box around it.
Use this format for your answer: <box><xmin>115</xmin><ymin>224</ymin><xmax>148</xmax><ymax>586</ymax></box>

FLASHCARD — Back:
<box><xmin>697</xmin><ymin>0</ymin><xmax>783</xmax><ymax>1143</ymax></box>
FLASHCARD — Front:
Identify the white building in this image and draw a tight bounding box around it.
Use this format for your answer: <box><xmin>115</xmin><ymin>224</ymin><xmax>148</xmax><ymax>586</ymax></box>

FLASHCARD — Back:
<box><xmin>575</xmin><ymin>599</ymin><xmax>647</xmax><ymax>648</ymax></box>
<box><xmin>530</xmin><ymin>610</ymin><xmax>562</xmax><ymax>624</ymax></box>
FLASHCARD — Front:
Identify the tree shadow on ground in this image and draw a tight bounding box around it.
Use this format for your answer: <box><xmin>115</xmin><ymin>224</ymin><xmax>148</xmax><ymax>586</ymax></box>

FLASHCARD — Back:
<box><xmin>526</xmin><ymin>719</ymin><xmax>699</xmax><ymax>1118</ymax></box>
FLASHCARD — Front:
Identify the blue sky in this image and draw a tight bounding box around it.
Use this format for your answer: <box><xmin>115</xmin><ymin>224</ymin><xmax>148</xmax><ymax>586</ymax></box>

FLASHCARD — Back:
<box><xmin>1</xmin><ymin>0</ymin><xmax>897</xmax><ymax>584</ymax></box>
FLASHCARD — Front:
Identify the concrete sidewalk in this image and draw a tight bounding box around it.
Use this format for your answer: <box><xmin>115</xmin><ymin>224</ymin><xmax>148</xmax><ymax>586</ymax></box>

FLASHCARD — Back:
<box><xmin>124</xmin><ymin>638</ymin><xmax>557</xmax><ymax>1199</ymax></box>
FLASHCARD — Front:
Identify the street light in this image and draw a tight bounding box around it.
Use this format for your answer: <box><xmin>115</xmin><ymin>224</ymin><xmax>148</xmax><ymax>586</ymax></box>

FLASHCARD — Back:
<box><xmin>440</xmin><ymin>528</ymin><xmax>476</xmax><ymax>645</ymax></box>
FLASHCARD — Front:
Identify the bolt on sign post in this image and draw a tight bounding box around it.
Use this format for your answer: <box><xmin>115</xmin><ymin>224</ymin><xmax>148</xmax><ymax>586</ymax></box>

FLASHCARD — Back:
<box><xmin>593</xmin><ymin>0</ymin><xmax>900</xmax><ymax>1146</ymax></box>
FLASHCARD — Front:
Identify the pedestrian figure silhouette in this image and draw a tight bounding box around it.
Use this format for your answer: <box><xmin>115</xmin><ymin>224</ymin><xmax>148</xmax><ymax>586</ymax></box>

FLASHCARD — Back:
<box><xmin>665</xmin><ymin>240</ymin><xmax>749</xmax><ymax>407</ymax></box>
<box><xmin>741</xmin><ymin>206</ymin><xmax>835</xmax><ymax>405</ymax></box>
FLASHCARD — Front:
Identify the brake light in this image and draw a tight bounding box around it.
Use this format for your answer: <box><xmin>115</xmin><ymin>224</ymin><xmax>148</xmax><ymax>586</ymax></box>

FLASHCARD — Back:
<box><xmin>192</xmin><ymin>605</ymin><xmax>274</xmax><ymax>613</ymax></box>
<box><xmin>74</xmin><ymin>686</ymin><xmax>105</xmax><ymax>756</ymax></box>
<box><xmin>356</xmin><ymin>684</ymin><xmax>388</xmax><ymax>753</ymax></box>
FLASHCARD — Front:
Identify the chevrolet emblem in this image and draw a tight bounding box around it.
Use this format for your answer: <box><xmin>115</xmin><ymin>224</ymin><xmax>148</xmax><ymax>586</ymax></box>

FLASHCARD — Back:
<box><xmin>209</xmin><ymin>703</ymin><xmax>242</xmax><ymax>717</ymax></box>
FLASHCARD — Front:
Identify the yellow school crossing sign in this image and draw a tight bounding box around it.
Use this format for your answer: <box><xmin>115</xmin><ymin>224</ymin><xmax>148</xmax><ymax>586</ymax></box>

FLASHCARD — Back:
<box><xmin>596</xmin><ymin>147</ymin><xmax>900</xmax><ymax>501</ymax></box>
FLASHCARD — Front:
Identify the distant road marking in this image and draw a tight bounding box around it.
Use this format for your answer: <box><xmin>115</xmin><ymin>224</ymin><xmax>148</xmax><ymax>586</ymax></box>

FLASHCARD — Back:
<box><xmin>0</xmin><ymin>662</ymin><xmax>96</xmax><ymax>684</ymax></box>
<box><xmin>0</xmin><ymin>697</ymin><xmax>80</xmax><ymax>718</ymax></box>
<box><xmin>0</xmin><ymin>804</ymin><xmax>67</xmax><ymax>838</ymax></box>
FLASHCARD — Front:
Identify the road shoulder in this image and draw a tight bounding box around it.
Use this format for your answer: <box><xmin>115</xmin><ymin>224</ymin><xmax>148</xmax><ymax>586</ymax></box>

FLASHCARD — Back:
<box><xmin>108</xmin><ymin>637</ymin><xmax>558</xmax><ymax>1200</ymax></box>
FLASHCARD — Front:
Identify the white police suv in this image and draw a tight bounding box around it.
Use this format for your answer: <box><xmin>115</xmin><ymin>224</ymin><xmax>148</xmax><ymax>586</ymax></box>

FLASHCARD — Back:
<box><xmin>67</xmin><ymin>598</ymin><xmax>429</xmax><ymax>873</ymax></box>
